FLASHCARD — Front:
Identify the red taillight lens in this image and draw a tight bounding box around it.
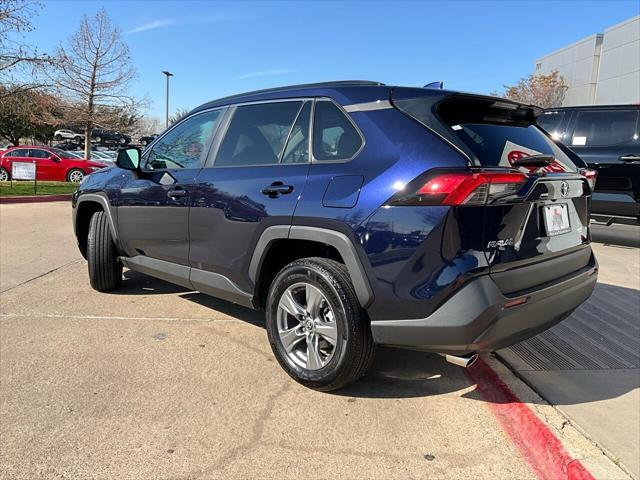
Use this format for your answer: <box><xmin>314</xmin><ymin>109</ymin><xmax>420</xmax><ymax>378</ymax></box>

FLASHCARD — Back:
<box><xmin>404</xmin><ymin>171</ymin><xmax>527</xmax><ymax>206</ymax></box>
<box><xmin>580</xmin><ymin>168</ymin><xmax>597</xmax><ymax>191</ymax></box>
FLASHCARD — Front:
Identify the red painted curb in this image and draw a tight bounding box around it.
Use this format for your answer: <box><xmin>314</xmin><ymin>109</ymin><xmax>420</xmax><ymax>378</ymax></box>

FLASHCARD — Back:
<box><xmin>466</xmin><ymin>358</ymin><xmax>595</xmax><ymax>480</ymax></box>
<box><xmin>0</xmin><ymin>194</ymin><xmax>72</xmax><ymax>204</ymax></box>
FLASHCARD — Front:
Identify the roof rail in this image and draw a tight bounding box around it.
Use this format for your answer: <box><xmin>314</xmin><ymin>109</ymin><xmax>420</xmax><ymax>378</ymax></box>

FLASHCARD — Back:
<box><xmin>197</xmin><ymin>80</ymin><xmax>386</xmax><ymax>110</ymax></box>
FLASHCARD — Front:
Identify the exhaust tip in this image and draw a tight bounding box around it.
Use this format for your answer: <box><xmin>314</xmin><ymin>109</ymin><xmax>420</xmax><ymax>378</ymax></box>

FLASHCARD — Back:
<box><xmin>444</xmin><ymin>353</ymin><xmax>478</xmax><ymax>368</ymax></box>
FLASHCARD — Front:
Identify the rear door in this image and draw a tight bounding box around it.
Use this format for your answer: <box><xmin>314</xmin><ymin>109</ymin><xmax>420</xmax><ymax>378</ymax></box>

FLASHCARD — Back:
<box><xmin>565</xmin><ymin>107</ymin><xmax>639</xmax><ymax>219</ymax></box>
<box><xmin>189</xmin><ymin>100</ymin><xmax>311</xmax><ymax>294</ymax></box>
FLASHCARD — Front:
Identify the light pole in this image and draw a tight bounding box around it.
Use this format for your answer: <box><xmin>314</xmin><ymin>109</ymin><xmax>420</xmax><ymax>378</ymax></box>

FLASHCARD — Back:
<box><xmin>162</xmin><ymin>70</ymin><xmax>173</xmax><ymax>128</ymax></box>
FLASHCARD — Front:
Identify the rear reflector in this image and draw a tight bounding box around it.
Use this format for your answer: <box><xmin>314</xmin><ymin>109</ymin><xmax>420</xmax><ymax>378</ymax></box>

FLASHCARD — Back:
<box><xmin>503</xmin><ymin>296</ymin><xmax>529</xmax><ymax>309</ymax></box>
<box><xmin>580</xmin><ymin>168</ymin><xmax>597</xmax><ymax>191</ymax></box>
<box><xmin>394</xmin><ymin>171</ymin><xmax>527</xmax><ymax>206</ymax></box>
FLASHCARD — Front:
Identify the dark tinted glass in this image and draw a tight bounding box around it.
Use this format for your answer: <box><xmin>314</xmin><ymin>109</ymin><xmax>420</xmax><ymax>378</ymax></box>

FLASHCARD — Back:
<box><xmin>143</xmin><ymin>110</ymin><xmax>221</xmax><ymax>170</ymax></box>
<box><xmin>8</xmin><ymin>149</ymin><xmax>29</xmax><ymax>157</ymax></box>
<box><xmin>572</xmin><ymin>110</ymin><xmax>638</xmax><ymax>146</ymax></box>
<box><xmin>282</xmin><ymin>102</ymin><xmax>311</xmax><ymax>164</ymax></box>
<box><xmin>30</xmin><ymin>149</ymin><xmax>50</xmax><ymax>159</ymax></box>
<box><xmin>216</xmin><ymin>101</ymin><xmax>303</xmax><ymax>166</ymax></box>
<box><xmin>537</xmin><ymin>111</ymin><xmax>565</xmax><ymax>133</ymax></box>
<box><xmin>313</xmin><ymin>101</ymin><xmax>362</xmax><ymax>161</ymax></box>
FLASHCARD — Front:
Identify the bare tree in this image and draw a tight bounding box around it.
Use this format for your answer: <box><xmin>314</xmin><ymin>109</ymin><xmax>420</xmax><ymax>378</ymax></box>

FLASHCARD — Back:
<box><xmin>169</xmin><ymin>108</ymin><xmax>191</xmax><ymax>126</ymax></box>
<box><xmin>0</xmin><ymin>0</ymin><xmax>52</xmax><ymax>97</ymax></box>
<box><xmin>493</xmin><ymin>71</ymin><xmax>568</xmax><ymax>108</ymax></box>
<box><xmin>51</xmin><ymin>8</ymin><xmax>136</xmax><ymax>158</ymax></box>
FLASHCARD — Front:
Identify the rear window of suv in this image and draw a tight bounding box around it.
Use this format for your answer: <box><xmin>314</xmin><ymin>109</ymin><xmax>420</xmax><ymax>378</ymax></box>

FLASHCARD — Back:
<box><xmin>394</xmin><ymin>94</ymin><xmax>579</xmax><ymax>172</ymax></box>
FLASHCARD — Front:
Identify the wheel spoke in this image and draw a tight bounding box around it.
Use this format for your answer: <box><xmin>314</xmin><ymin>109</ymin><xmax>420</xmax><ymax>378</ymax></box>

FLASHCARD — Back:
<box><xmin>306</xmin><ymin>334</ymin><xmax>323</xmax><ymax>370</ymax></box>
<box><xmin>279</xmin><ymin>289</ymin><xmax>305</xmax><ymax>318</ymax></box>
<box><xmin>305</xmin><ymin>284</ymin><xmax>323</xmax><ymax>317</ymax></box>
<box><xmin>279</xmin><ymin>326</ymin><xmax>304</xmax><ymax>353</ymax></box>
<box><xmin>315</xmin><ymin>322</ymin><xmax>338</xmax><ymax>346</ymax></box>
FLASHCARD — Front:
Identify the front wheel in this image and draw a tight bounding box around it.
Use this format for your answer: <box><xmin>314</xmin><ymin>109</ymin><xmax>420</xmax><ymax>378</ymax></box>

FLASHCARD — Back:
<box><xmin>94</xmin><ymin>136</ymin><xmax>102</xmax><ymax>143</ymax></box>
<box><xmin>0</xmin><ymin>167</ymin><xmax>9</xmax><ymax>181</ymax></box>
<box><xmin>87</xmin><ymin>211</ymin><xmax>122</xmax><ymax>292</ymax></box>
<box><xmin>74</xmin><ymin>136</ymin><xmax>82</xmax><ymax>143</ymax></box>
<box><xmin>119</xmin><ymin>137</ymin><xmax>126</xmax><ymax>144</ymax></box>
<box><xmin>265</xmin><ymin>257</ymin><xmax>376</xmax><ymax>391</ymax></box>
<box><xmin>67</xmin><ymin>168</ymin><xmax>84</xmax><ymax>183</ymax></box>
<box><xmin>54</xmin><ymin>134</ymin><xmax>62</xmax><ymax>141</ymax></box>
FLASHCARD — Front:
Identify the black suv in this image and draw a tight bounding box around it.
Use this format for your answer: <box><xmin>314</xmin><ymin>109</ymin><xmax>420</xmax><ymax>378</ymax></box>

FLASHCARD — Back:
<box><xmin>538</xmin><ymin>105</ymin><xmax>639</xmax><ymax>225</ymax></box>
<box><xmin>91</xmin><ymin>128</ymin><xmax>131</xmax><ymax>146</ymax></box>
<box><xmin>72</xmin><ymin>81</ymin><xmax>597</xmax><ymax>390</ymax></box>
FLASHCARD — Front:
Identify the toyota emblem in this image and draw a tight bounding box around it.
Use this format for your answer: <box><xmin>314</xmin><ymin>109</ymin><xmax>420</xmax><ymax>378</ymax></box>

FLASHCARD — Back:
<box><xmin>560</xmin><ymin>181</ymin><xmax>570</xmax><ymax>197</ymax></box>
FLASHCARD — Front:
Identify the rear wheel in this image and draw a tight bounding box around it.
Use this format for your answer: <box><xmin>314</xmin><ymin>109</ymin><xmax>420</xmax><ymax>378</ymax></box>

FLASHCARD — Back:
<box><xmin>87</xmin><ymin>211</ymin><xmax>122</xmax><ymax>292</ymax></box>
<box><xmin>67</xmin><ymin>168</ymin><xmax>84</xmax><ymax>183</ymax></box>
<box><xmin>74</xmin><ymin>136</ymin><xmax>82</xmax><ymax>143</ymax></box>
<box><xmin>54</xmin><ymin>134</ymin><xmax>62</xmax><ymax>141</ymax></box>
<box><xmin>94</xmin><ymin>136</ymin><xmax>102</xmax><ymax>143</ymax></box>
<box><xmin>266</xmin><ymin>257</ymin><xmax>376</xmax><ymax>391</ymax></box>
<box><xmin>0</xmin><ymin>167</ymin><xmax>9</xmax><ymax>181</ymax></box>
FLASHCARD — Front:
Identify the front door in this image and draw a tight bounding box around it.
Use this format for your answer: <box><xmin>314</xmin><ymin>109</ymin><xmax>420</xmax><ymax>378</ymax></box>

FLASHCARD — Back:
<box><xmin>189</xmin><ymin>100</ymin><xmax>312</xmax><ymax>293</ymax></box>
<box><xmin>29</xmin><ymin>148</ymin><xmax>57</xmax><ymax>180</ymax></box>
<box><xmin>567</xmin><ymin>108</ymin><xmax>640</xmax><ymax>218</ymax></box>
<box><xmin>117</xmin><ymin>108</ymin><xmax>224</xmax><ymax>266</ymax></box>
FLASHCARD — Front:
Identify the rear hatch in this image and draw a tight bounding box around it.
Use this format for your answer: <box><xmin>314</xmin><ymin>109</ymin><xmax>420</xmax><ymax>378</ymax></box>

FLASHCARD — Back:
<box><xmin>392</xmin><ymin>91</ymin><xmax>594</xmax><ymax>294</ymax></box>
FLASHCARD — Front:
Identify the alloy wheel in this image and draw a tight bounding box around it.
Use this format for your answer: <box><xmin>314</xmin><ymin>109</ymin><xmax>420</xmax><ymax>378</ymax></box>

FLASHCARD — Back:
<box><xmin>69</xmin><ymin>170</ymin><xmax>84</xmax><ymax>183</ymax></box>
<box><xmin>276</xmin><ymin>282</ymin><xmax>338</xmax><ymax>370</ymax></box>
<box><xmin>0</xmin><ymin>169</ymin><xmax>8</xmax><ymax>181</ymax></box>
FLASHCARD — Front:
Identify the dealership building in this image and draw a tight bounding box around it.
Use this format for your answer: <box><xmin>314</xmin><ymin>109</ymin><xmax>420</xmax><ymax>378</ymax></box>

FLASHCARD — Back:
<box><xmin>533</xmin><ymin>15</ymin><xmax>639</xmax><ymax>106</ymax></box>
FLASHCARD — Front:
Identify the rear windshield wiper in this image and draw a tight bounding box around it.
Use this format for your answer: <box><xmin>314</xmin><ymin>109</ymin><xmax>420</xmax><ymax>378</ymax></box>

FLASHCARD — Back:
<box><xmin>511</xmin><ymin>154</ymin><xmax>555</xmax><ymax>168</ymax></box>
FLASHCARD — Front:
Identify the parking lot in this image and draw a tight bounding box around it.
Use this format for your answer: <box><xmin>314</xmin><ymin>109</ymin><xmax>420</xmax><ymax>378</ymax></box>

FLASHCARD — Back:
<box><xmin>0</xmin><ymin>202</ymin><xmax>636</xmax><ymax>479</ymax></box>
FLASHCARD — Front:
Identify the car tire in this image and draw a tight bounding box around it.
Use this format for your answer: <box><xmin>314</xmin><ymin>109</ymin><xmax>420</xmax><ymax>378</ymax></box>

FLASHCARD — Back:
<box><xmin>74</xmin><ymin>136</ymin><xmax>82</xmax><ymax>143</ymax></box>
<box><xmin>87</xmin><ymin>211</ymin><xmax>122</xmax><ymax>292</ymax></box>
<box><xmin>94</xmin><ymin>136</ymin><xmax>102</xmax><ymax>143</ymax></box>
<box><xmin>265</xmin><ymin>257</ymin><xmax>376</xmax><ymax>391</ymax></box>
<box><xmin>0</xmin><ymin>167</ymin><xmax>10</xmax><ymax>181</ymax></box>
<box><xmin>67</xmin><ymin>168</ymin><xmax>84</xmax><ymax>183</ymax></box>
<box><xmin>141</xmin><ymin>139</ymin><xmax>147</xmax><ymax>146</ymax></box>
<box><xmin>119</xmin><ymin>137</ymin><xmax>126</xmax><ymax>145</ymax></box>
<box><xmin>54</xmin><ymin>134</ymin><xmax>62</xmax><ymax>141</ymax></box>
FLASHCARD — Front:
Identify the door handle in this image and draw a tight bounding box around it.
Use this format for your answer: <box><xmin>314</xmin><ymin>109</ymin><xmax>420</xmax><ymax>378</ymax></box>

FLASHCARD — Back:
<box><xmin>167</xmin><ymin>188</ymin><xmax>187</xmax><ymax>199</ymax></box>
<box><xmin>261</xmin><ymin>182</ymin><xmax>294</xmax><ymax>197</ymax></box>
<box><xmin>619</xmin><ymin>155</ymin><xmax>640</xmax><ymax>162</ymax></box>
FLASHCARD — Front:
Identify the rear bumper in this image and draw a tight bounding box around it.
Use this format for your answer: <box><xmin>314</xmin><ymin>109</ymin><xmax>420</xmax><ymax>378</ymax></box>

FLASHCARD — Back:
<box><xmin>370</xmin><ymin>256</ymin><xmax>597</xmax><ymax>354</ymax></box>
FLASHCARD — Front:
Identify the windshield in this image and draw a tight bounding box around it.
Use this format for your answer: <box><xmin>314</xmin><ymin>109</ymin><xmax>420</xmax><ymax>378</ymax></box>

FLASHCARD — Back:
<box><xmin>50</xmin><ymin>148</ymin><xmax>81</xmax><ymax>159</ymax></box>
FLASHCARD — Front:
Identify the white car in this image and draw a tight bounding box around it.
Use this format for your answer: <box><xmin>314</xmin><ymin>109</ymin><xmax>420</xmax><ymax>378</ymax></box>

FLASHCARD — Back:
<box><xmin>54</xmin><ymin>129</ymin><xmax>83</xmax><ymax>142</ymax></box>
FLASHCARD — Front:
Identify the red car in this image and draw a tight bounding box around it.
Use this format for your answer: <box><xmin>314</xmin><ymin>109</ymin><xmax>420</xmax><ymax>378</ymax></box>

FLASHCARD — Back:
<box><xmin>0</xmin><ymin>146</ymin><xmax>107</xmax><ymax>183</ymax></box>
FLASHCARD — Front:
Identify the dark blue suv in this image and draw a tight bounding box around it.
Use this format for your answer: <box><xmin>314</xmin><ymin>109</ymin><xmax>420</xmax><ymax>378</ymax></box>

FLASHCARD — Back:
<box><xmin>72</xmin><ymin>81</ymin><xmax>598</xmax><ymax>390</ymax></box>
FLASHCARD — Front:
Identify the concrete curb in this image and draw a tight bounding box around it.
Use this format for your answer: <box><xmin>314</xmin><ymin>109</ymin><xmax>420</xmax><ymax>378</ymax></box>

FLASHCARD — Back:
<box><xmin>0</xmin><ymin>194</ymin><xmax>72</xmax><ymax>204</ymax></box>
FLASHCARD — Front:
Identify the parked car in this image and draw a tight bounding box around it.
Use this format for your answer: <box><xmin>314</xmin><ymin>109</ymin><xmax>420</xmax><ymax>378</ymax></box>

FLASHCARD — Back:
<box><xmin>139</xmin><ymin>134</ymin><xmax>158</xmax><ymax>146</ymax></box>
<box><xmin>1</xmin><ymin>146</ymin><xmax>107</xmax><ymax>182</ymax></box>
<box><xmin>91</xmin><ymin>128</ymin><xmax>131</xmax><ymax>145</ymax></box>
<box><xmin>54</xmin><ymin>129</ymin><xmax>84</xmax><ymax>143</ymax></box>
<box><xmin>72</xmin><ymin>81</ymin><xmax>598</xmax><ymax>390</ymax></box>
<box><xmin>538</xmin><ymin>105</ymin><xmax>639</xmax><ymax>225</ymax></box>
<box><xmin>57</xmin><ymin>142</ymin><xmax>85</xmax><ymax>151</ymax></box>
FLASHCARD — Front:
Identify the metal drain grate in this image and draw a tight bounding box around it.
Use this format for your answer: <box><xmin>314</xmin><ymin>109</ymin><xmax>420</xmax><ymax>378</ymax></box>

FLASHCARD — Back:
<box><xmin>506</xmin><ymin>283</ymin><xmax>640</xmax><ymax>371</ymax></box>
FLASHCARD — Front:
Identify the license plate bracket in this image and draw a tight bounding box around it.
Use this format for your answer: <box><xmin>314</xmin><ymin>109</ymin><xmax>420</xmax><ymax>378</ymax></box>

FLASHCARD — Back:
<box><xmin>543</xmin><ymin>203</ymin><xmax>571</xmax><ymax>236</ymax></box>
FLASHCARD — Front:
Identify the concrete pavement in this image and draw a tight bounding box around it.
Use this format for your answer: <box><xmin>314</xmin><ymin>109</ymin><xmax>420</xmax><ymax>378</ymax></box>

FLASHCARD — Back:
<box><xmin>500</xmin><ymin>224</ymin><xmax>640</xmax><ymax>479</ymax></box>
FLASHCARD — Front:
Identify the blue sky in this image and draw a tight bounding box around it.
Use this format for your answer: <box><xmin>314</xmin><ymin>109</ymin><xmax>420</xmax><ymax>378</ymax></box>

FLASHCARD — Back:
<box><xmin>26</xmin><ymin>1</ymin><xmax>640</xmax><ymax>119</ymax></box>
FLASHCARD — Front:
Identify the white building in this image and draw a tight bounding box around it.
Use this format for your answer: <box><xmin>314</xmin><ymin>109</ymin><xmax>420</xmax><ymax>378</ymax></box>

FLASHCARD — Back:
<box><xmin>534</xmin><ymin>16</ymin><xmax>640</xmax><ymax>106</ymax></box>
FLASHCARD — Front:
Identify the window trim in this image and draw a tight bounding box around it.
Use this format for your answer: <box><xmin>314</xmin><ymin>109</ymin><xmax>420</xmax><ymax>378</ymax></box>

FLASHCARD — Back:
<box><xmin>310</xmin><ymin>98</ymin><xmax>365</xmax><ymax>164</ymax></box>
<box><xmin>206</xmin><ymin>98</ymin><xmax>312</xmax><ymax>169</ymax></box>
<box><xmin>140</xmin><ymin>106</ymin><xmax>227</xmax><ymax>173</ymax></box>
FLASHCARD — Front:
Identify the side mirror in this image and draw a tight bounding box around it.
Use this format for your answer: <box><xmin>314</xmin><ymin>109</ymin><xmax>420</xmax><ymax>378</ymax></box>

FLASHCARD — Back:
<box><xmin>49</xmin><ymin>154</ymin><xmax>60</xmax><ymax>162</ymax></box>
<box><xmin>116</xmin><ymin>147</ymin><xmax>140</xmax><ymax>170</ymax></box>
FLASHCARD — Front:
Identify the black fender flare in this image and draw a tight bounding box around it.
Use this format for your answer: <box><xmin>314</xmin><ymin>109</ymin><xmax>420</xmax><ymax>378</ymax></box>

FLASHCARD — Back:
<box><xmin>249</xmin><ymin>225</ymin><xmax>374</xmax><ymax>308</ymax></box>
<box><xmin>73</xmin><ymin>192</ymin><xmax>120</xmax><ymax>248</ymax></box>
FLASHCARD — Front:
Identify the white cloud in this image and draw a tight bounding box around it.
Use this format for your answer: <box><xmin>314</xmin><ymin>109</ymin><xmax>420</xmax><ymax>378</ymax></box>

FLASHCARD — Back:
<box><xmin>125</xmin><ymin>19</ymin><xmax>176</xmax><ymax>35</ymax></box>
<box><xmin>233</xmin><ymin>69</ymin><xmax>291</xmax><ymax>80</ymax></box>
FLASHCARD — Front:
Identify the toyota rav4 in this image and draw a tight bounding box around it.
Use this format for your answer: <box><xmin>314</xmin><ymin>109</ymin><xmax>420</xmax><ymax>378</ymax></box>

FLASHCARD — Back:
<box><xmin>72</xmin><ymin>81</ymin><xmax>598</xmax><ymax>391</ymax></box>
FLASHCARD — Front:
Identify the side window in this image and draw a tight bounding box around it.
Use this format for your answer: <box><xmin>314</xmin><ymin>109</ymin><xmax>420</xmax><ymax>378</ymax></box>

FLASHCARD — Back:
<box><xmin>9</xmin><ymin>149</ymin><xmax>29</xmax><ymax>157</ymax></box>
<box><xmin>30</xmin><ymin>149</ymin><xmax>50</xmax><ymax>159</ymax></box>
<box><xmin>537</xmin><ymin>111</ymin><xmax>565</xmax><ymax>139</ymax></box>
<box><xmin>572</xmin><ymin>110</ymin><xmax>639</xmax><ymax>146</ymax></box>
<box><xmin>215</xmin><ymin>101</ymin><xmax>303</xmax><ymax>166</ymax></box>
<box><xmin>282</xmin><ymin>102</ymin><xmax>311</xmax><ymax>164</ymax></box>
<box><xmin>312</xmin><ymin>100</ymin><xmax>362</xmax><ymax>161</ymax></box>
<box><xmin>142</xmin><ymin>109</ymin><xmax>222</xmax><ymax>170</ymax></box>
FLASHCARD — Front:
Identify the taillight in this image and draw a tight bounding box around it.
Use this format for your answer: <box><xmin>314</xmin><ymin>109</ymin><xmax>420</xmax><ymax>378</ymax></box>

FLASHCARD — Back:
<box><xmin>390</xmin><ymin>170</ymin><xmax>528</xmax><ymax>206</ymax></box>
<box><xmin>580</xmin><ymin>168</ymin><xmax>597</xmax><ymax>191</ymax></box>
